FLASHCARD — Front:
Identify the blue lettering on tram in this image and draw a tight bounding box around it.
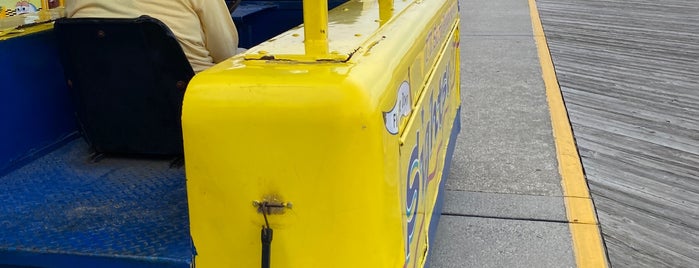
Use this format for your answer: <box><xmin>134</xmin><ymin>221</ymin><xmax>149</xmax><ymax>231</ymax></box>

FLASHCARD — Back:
<box><xmin>405</xmin><ymin>133</ymin><xmax>421</xmax><ymax>263</ymax></box>
<box><xmin>404</xmin><ymin>62</ymin><xmax>452</xmax><ymax>265</ymax></box>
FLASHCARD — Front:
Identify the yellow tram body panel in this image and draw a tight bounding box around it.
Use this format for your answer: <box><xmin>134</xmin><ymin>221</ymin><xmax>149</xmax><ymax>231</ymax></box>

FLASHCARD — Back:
<box><xmin>182</xmin><ymin>0</ymin><xmax>460</xmax><ymax>267</ymax></box>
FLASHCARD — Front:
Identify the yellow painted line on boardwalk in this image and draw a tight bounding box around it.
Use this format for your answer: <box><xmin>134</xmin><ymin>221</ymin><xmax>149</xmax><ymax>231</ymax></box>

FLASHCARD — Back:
<box><xmin>528</xmin><ymin>0</ymin><xmax>609</xmax><ymax>267</ymax></box>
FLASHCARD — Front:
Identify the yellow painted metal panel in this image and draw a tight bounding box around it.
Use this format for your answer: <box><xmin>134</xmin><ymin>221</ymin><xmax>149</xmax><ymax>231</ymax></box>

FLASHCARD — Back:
<box><xmin>397</xmin><ymin>25</ymin><xmax>460</xmax><ymax>267</ymax></box>
<box><xmin>0</xmin><ymin>22</ymin><xmax>52</xmax><ymax>41</ymax></box>
<box><xmin>183</xmin><ymin>0</ymin><xmax>460</xmax><ymax>267</ymax></box>
<box><xmin>185</xmin><ymin>62</ymin><xmax>401</xmax><ymax>267</ymax></box>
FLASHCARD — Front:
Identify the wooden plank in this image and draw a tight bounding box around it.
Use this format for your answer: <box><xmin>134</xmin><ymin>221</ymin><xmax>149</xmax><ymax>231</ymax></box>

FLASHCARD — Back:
<box><xmin>536</xmin><ymin>0</ymin><xmax>699</xmax><ymax>267</ymax></box>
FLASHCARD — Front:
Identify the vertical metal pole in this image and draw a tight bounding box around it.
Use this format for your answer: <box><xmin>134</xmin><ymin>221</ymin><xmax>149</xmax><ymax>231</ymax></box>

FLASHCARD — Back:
<box><xmin>302</xmin><ymin>0</ymin><xmax>329</xmax><ymax>57</ymax></box>
<box><xmin>378</xmin><ymin>0</ymin><xmax>394</xmax><ymax>26</ymax></box>
<box><xmin>39</xmin><ymin>0</ymin><xmax>51</xmax><ymax>21</ymax></box>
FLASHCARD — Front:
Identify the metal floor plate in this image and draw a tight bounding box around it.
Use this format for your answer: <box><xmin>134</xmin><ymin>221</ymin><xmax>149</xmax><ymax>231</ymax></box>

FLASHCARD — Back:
<box><xmin>0</xmin><ymin>139</ymin><xmax>191</xmax><ymax>268</ymax></box>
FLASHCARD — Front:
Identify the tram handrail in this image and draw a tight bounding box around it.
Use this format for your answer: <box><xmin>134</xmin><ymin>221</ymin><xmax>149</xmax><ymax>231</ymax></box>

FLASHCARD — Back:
<box><xmin>301</xmin><ymin>0</ymin><xmax>394</xmax><ymax>58</ymax></box>
<box><xmin>302</xmin><ymin>0</ymin><xmax>329</xmax><ymax>57</ymax></box>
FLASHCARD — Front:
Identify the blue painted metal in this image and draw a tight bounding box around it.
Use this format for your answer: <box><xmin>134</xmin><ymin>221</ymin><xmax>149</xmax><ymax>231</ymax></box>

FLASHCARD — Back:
<box><xmin>425</xmin><ymin>106</ymin><xmax>461</xmax><ymax>268</ymax></box>
<box><xmin>0</xmin><ymin>140</ymin><xmax>192</xmax><ymax>268</ymax></box>
<box><xmin>0</xmin><ymin>29</ymin><xmax>77</xmax><ymax>175</ymax></box>
<box><xmin>232</xmin><ymin>2</ymin><xmax>279</xmax><ymax>48</ymax></box>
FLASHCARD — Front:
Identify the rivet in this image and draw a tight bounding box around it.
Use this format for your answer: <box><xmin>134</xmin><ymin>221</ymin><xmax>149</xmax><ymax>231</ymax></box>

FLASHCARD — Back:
<box><xmin>176</xmin><ymin>80</ymin><xmax>187</xmax><ymax>90</ymax></box>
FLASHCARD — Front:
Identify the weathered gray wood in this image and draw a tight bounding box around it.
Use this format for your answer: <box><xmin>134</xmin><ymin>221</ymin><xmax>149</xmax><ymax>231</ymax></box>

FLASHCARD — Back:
<box><xmin>536</xmin><ymin>0</ymin><xmax>699</xmax><ymax>267</ymax></box>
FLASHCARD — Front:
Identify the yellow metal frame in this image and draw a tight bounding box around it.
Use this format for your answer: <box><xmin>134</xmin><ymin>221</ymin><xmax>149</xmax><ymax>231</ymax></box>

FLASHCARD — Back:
<box><xmin>302</xmin><ymin>0</ymin><xmax>329</xmax><ymax>57</ymax></box>
<box><xmin>183</xmin><ymin>0</ymin><xmax>460</xmax><ymax>267</ymax></box>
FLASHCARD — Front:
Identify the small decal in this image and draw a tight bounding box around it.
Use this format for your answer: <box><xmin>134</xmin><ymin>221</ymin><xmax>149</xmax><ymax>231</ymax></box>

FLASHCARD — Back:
<box><xmin>384</xmin><ymin>81</ymin><xmax>412</xmax><ymax>135</ymax></box>
<box><xmin>14</xmin><ymin>1</ymin><xmax>37</xmax><ymax>15</ymax></box>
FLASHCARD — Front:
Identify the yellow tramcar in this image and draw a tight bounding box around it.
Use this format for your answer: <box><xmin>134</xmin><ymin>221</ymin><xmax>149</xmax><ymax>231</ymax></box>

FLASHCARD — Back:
<box><xmin>0</xmin><ymin>0</ymin><xmax>460</xmax><ymax>267</ymax></box>
<box><xmin>184</xmin><ymin>0</ymin><xmax>461</xmax><ymax>266</ymax></box>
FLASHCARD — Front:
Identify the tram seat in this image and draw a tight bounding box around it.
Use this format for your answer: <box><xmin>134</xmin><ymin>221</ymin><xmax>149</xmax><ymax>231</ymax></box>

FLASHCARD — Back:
<box><xmin>54</xmin><ymin>16</ymin><xmax>194</xmax><ymax>156</ymax></box>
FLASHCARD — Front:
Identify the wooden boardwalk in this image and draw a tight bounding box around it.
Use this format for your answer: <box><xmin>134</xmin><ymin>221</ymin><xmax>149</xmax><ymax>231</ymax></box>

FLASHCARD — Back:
<box><xmin>536</xmin><ymin>0</ymin><xmax>699</xmax><ymax>267</ymax></box>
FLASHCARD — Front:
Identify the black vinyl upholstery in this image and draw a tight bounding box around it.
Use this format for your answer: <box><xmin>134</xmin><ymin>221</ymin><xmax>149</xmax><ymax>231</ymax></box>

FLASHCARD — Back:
<box><xmin>54</xmin><ymin>16</ymin><xmax>194</xmax><ymax>156</ymax></box>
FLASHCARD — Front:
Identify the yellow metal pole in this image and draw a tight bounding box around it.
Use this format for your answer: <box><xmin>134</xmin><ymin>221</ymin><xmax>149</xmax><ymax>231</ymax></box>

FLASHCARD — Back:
<box><xmin>302</xmin><ymin>0</ymin><xmax>329</xmax><ymax>57</ymax></box>
<box><xmin>39</xmin><ymin>0</ymin><xmax>51</xmax><ymax>21</ymax></box>
<box><xmin>378</xmin><ymin>0</ymin><xmax>393</xmax><ymax>26</ymax></box>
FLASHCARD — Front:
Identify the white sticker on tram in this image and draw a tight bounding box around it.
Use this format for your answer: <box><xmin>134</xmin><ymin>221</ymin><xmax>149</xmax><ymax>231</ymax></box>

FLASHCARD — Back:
<box><xmin>384</xmin><ymin>81</ymin><xmax>412</xmax><ymax>135</ymax></box>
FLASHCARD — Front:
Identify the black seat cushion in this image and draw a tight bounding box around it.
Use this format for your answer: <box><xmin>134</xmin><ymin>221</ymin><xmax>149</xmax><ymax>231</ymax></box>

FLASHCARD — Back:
<box><xmin>54</xmin><ymin>16</ymin><xmax>194</xmax><ymax>155</ymax></box>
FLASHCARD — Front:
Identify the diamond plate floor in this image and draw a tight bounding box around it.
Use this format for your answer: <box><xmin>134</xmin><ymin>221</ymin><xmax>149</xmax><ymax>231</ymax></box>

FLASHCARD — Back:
<box><xmin>0</xmin><ymin>139</ymin><xmax>191</xmax><ymax>268</ymax></box>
